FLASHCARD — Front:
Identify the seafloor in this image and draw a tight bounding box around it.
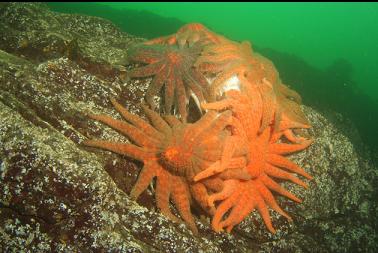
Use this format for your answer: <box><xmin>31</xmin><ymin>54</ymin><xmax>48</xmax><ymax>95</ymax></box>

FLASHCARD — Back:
<box><xmin>0</xmin><ymin>3</ymin><xmax>377</xmax><ymax>252</ymax></box>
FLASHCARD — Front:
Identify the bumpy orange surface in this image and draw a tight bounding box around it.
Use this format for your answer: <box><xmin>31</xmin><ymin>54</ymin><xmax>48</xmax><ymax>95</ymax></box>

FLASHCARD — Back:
<box><xmin>127</xmin><ymin>43</ymin><xmax>208</xmax><ymax>122</ymax></box>
<box><xmin>85</xmin><ymin>23</ymin><xmax>313</xmax><ymax>235</ymax></box>
<box><xmin>84</xmin><ymin>98</ymin><xmax>248</xmax><ymax>234</ymax></box>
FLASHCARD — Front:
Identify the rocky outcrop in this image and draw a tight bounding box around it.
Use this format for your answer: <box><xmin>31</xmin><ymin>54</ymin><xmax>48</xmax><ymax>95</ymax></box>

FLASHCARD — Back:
<box><xmin>0</xmin><ymin>3</ymin><xmax>377</xmax><ymax>252</ymax></box>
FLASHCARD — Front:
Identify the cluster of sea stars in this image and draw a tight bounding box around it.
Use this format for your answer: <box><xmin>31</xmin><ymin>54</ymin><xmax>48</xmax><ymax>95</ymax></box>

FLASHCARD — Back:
<box><xmin>84</xmin><ymin>23</ymin><xmax>313</xmax><ymax>235</ymax></box>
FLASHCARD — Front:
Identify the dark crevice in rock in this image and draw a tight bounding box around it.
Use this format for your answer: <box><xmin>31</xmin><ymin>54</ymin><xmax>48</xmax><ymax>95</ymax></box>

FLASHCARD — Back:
<box><xmin>0</xmin><ymin>203</ymin><xmax>53</xmax><ymax>227</ymax></box>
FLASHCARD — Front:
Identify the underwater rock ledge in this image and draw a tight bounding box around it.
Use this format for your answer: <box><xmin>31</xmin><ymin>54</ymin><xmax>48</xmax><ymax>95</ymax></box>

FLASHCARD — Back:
<box><xmin>0</xmin><ymin>3</ymin><xmax>377</xmax><ymax>252</ymax></box>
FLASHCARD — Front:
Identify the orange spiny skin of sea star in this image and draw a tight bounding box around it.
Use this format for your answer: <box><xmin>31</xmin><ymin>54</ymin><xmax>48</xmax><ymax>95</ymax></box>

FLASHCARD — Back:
<box><xmin>144</xmin><ymin>23</ymin><xmax>224</xmax><ymax>48</ymax></box>
<box><xmin>277</xmin><ymin>82</ymin><xmax>302</xmax><ymax>104</ymax></box>
<box><xmin>195</xmin><ymin>89</ymin><xmax>313</xmax><ymax>233</ymax></box>
<box><xmin>194</xmin><ymin>39</ymin><xmax>285</xmax><ymax>135</ymax></box>
<box><xmin>268</xmin><ymin>82</ymin><xmax>310</xmax><ymax>143</ymax></box>
<box><xmin>195</xmin><ymin>40</ymin><xmax>255</xmax><ymax>100</ymax></box>
<box><xmin>83</xmin><ymin>98</ymin><xmax>249</xmax><ymax>234</ymax></box>
<box><xmin>276</xmin><ymin>88</ymin><xmax>309</xmax><ymax>126</ymax></box>
<box><xmin>159</xmin><ymin>110</ymin><xmax>248</xmax><ymax>180</ymax></box>
<box><xmin>84</xmin><ymin>23</ymin><xmax>314</xmax><ymax>235</ymax></box>
<box><xmin>127</xmin><ymin>43</ymin><xmax>209</xmax><ymax>122</ymax></box>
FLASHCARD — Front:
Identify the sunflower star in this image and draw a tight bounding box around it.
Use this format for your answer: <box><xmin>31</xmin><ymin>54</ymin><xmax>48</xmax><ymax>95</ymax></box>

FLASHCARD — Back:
<box><xmin>195</xmin><ymin>40</ymin><xmax>255</xmax><ymax>100</ymax></box>
<box><xmin>85</xmin><ymin>22</ymin><xmax>315</xmax><ymax>236</ymax></box>
<box><xmin>144</xmin><ymin>23</ymin><xmax>223</xmax><ymax>48</ymax></box>
<box><xmin>194</xmin><ymin>39</ymin><xmax>285</xmax><ymax>134</ymax></box>
<box><xmin>83</xmin><ymin>98</ymin><xmax>248</xmax><ymax>233</ymax></box>
<box><xmin>276</xmin><ymin>84</ymin><xmax>309</xmax><ymax>126</ymax></box>
<box><xmin>194</xmin><ymin>89</ymin><xmax>312</xmax><ymax>233</ymax></box>
<box><xmin>127</xmin><ymin>43</ymin><xmax>209</xmax><ymax>122</ymax></box>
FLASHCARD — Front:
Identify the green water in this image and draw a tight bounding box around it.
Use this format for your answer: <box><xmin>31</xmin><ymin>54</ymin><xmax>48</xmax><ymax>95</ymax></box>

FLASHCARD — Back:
<box><xmin>47</xmin><ymin>2</ymin><xmax>378</xmax><ymax>151</ymax></box>
<box><xmin>48</xmin><ymin>2</ymin><xmax>378</xmax><ymax>99</ymax></box>
<box><xmin>117</xmin><ymin>3</ymin><xmax>378</xmax><ymax>99</ymax></box>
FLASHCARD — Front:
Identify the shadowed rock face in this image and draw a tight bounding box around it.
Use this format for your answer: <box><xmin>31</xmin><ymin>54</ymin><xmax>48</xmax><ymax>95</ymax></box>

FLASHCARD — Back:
<box><xmin>0</xmin><ymin>3</ymin><xmax>377</xmax><ymax>252</ymax></box>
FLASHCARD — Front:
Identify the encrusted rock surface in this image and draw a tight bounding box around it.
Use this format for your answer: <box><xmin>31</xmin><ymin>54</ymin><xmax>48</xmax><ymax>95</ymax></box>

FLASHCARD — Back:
<box><xmin>0</xmin><ymin>3</ymin><xmax>377</xmax><ymax>252</ymax></box>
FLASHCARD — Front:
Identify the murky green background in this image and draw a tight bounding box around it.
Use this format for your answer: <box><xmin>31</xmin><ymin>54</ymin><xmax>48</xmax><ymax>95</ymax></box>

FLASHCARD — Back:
<box><xmin>47</xmin><ymin>2</ymin><xmax>378</xmax><ymax>151</ymax></box>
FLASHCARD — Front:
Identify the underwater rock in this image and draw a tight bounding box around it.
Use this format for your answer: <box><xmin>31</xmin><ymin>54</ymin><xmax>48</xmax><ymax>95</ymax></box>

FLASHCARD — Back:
<box><xmin>0</xmin><ymin>2</ymin><xmax>140</xmax><ymax>82</ymax></box>
<box><xmin>0</xmin><ymin>3</ymin><xmax>377</xmax><ymax>252</ymax></box>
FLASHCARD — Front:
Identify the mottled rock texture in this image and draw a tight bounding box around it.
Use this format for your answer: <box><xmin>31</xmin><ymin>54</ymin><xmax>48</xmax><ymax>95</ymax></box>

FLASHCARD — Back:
<box><xmin>0</xmin><ymin>3</ymin><xmax>377</xmax><ymax>252</ymax></box>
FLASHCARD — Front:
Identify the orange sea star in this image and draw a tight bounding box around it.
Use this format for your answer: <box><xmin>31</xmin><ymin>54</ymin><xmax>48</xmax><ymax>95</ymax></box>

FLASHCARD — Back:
<box><xmin>144</xmin><ymin>23</ymin><xmax>224</xmax><ymax>48</ymax></box>
<box><xmin>194</xmin><ymin>39</ymin><xmax>285</xmax><ymax>134</ymax></box>
<box><xmin>127</xmin><ymin>43</ymin><xmax>209</xmax><ymax>122</ymax></box>
<box><xmin>195</xmin><ymin>40</ymin><xmax>255</xmax><ymax>100</ymax></box>
<box><xmin>195</xmin><ymin>89</ymin><xmax>312</xmax><ymax>233</ymax></box>
<box><xmin>85</xmin><ymin>22</ymin><xmax>314</xmax><ymax>236</ymax></box>
<box><xmin>84</xmin><ymin>98</ymin><xmax>248</xmax><ymax>233</ymax></box>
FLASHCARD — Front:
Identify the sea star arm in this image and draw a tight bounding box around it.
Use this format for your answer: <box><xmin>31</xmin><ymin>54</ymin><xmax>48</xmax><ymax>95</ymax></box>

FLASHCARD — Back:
<box><xmin>110</xmin><ymin>98</ymin><xmax>164</xmax><ymax>140</ymax></box>
<box><xmin>190</xmin><ymin>68</ymin><xmax>210</xmax><ymax>91</ymax></box>
<box><xmin>171</xmin><ymin>176</ymin><xmax>198</xmax><ymax>235</ymax></box>
<box><xmin>196</xmin><ymin>53</ymin><xmax>241</xmax><ymax>68</ymax></box>
<box><xmin>144</xmin><ymin>65</ymin><xmax>168</xmax><ymax>109</ymax></box>
<box><xmin>258</xmin><ymin>79</ymin><xmax>277</xmax><ymax>133</ymax></box>
<box><xmin>267</xmin><ymin>153</ymin><xmax>313</xmax><ymax>180</ymax></box>
<box><xmin>195</xmin><ymin>131</ymin><xmax>248</xmax><ymax>181</ymax></box>
<box><xmin>183</xmin><ymin>71</ymin><xmax>206</xmax><ymax>103</ymax></box>
<box><xmin>202</xmin><ymin>89</ymin><xmax>263</xmax><ymax>139</ymax></box>
<box><xmin>282</xmin><ymin>129</ymin><xmax>307</xmax><ymax>143</ymax></box>
<box><xmin>194</xmin><ymin>110</ymin><xmax>232</xmax><ymax>141</ymax></box>
<box><xmin>214</xmin><ymin>178</ymin><xmax>294</xmax><ymax>234</ymax></box>
<box><xmin>193</xmin><ymin>141</ymin><xmax>248</xmax><ymax>182</ymax></box>
<box><xmin>155</xmin><ymin>168</ymin><xmax>180</xmax><ymax>223</ymax></box>
<box><xmin>243</xmin><ymin>190</ymin><xmax>273</xmax><ymax>233</ymax></box>
<box><xmin>190</xmin><ymin>182</ymin><xmax>216</xmax><ymax>215</ymax></box>
<box><xmin>164</xmin><ymin>70</ymin><xmax>175</xmax><ymax>114</ymax></box>
<box><xmin>268</xmin><ymin>139</ymin><xmax>313</xmax><ymax>155</ymax></box>
<box><xmin>207</xmin><ymin>179</ymin><xmax>239</xmax><ymax>209</ymax></box>
<box><xmin>88</xmin><ymin>114</ymin><xmax>160</xmax><ymax>148</ymax></box>
<box><xmin>219</xmin><ymin>134</ymin><xmax>247</xmax><ymax>169</ymax></box>
<box><xmin>222</xmin><ymin>198</ymin><xmax>256</xmax><ymax>233</ymax></box>
<box><xmin>194</xmin><ymin>147</ymin><xmax>223</xmax><ymax>163</ymax></box>
<box><xmin>218</xmin><ymin>185</ymin><xmax>274</xmax><ymax>233</ymax></box>
<box><xmin>201</xmin><ymin>98</ymin><xmax>234</xmax><ymax>111</ymax></box>
<box><xmin>201</xmin><ymin>42</ymin><xmax>240</xmax><ymax>55</ymax></box>
<box><xmin>127</xmin><ymin>45</ymin><xmax>164</xmax><ymax>64</ymax></box>
<box><xmin>144</xmin><ymin>34</ymin><xmax>177</xmax><ymax>46</ymax></box>
<box><xmin>130</xmin><ymin>161</ymin><xmax>158</xmax><ymax>199</ymax></box>
<box><xmin>270</xmin><ymin>129</ymin><xmax>307</xmax><ymax>144</ymax></box>
<box><xmin>265</xmin><ymin>164</ymin><xmax>308</xmax><ymax>188</ymax></box>
<box><xmin>128</xmin><ymin>61</ymin><xmax>164</xmax><ymax>78</ymax></box>
<box><xmin>144</xmin><ymin>23</ymin><xmax>221</xmax><ymax>47</ymax></box>
<box><xmin>83</xmin><ymin>140</ymin><xmax>150</xmax><ymax>161</ymax></box>
<box><xmin>278</xmin><ymin>115</ymin><xmax>311</xmax><ymax>130</ymax></box>
<box><xmin>260</xmin><ymin>174</ymin><xmax>302</xmax><ymax>203</ymax></box>
<box><xmin>193</xmin><ymin>161</ymin><xmax>222</xmax><ymax>182</ymax></box>
<box><xmin>141</xmin><ymin>104</ymin><xmax>172</xmax><ymax>136</ymax></box>
<box><xmin>255</xmin><ymin>179</ymin><xmax>293</xmax><ymax>222</ymax></box>
<box><xmin>202</xmin><ymin>177</ymin><xmax>224</xmax><ymax>192</ymax></box>
<box><xmin>174</xmin><ymin>23</ymin><xmax>224</xmax><ymax>47</ymax></box>
<box><xmin>278</xmin><ymin>83</ymin><xmax>302</xmax><ymax>104</ymax></box>
<box><xmin>162</xmin><ymin>114</ymin><xmax>181</xmax><ymax>127</ymax></box>
<box><xmin>175</xmin><ymin>73</ymin><xmax>188</xmax><ymax>122</ymax></box>
<box><xmin>196</xmin><ymin>61</ymin><xmax>226</xmax><ymax>74</ymax></box>
<box><xmin>218</xmin><ymin>167</ymin><xmax>250</xmax><ymax>180</ymax></box>
<box><xmin>188</xmin><ymin>110</ymin><xmax>218</xmax><ymax>137</ymax></box>
<box><xmin>211</xmin><ymin>186</ymin><xmax>242</xmax><ymax>232</ymax></box>
<box><xmin>277</xmin><ymin>95</ymin><xmax>309</xmax><ymax>126</ymax></box>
